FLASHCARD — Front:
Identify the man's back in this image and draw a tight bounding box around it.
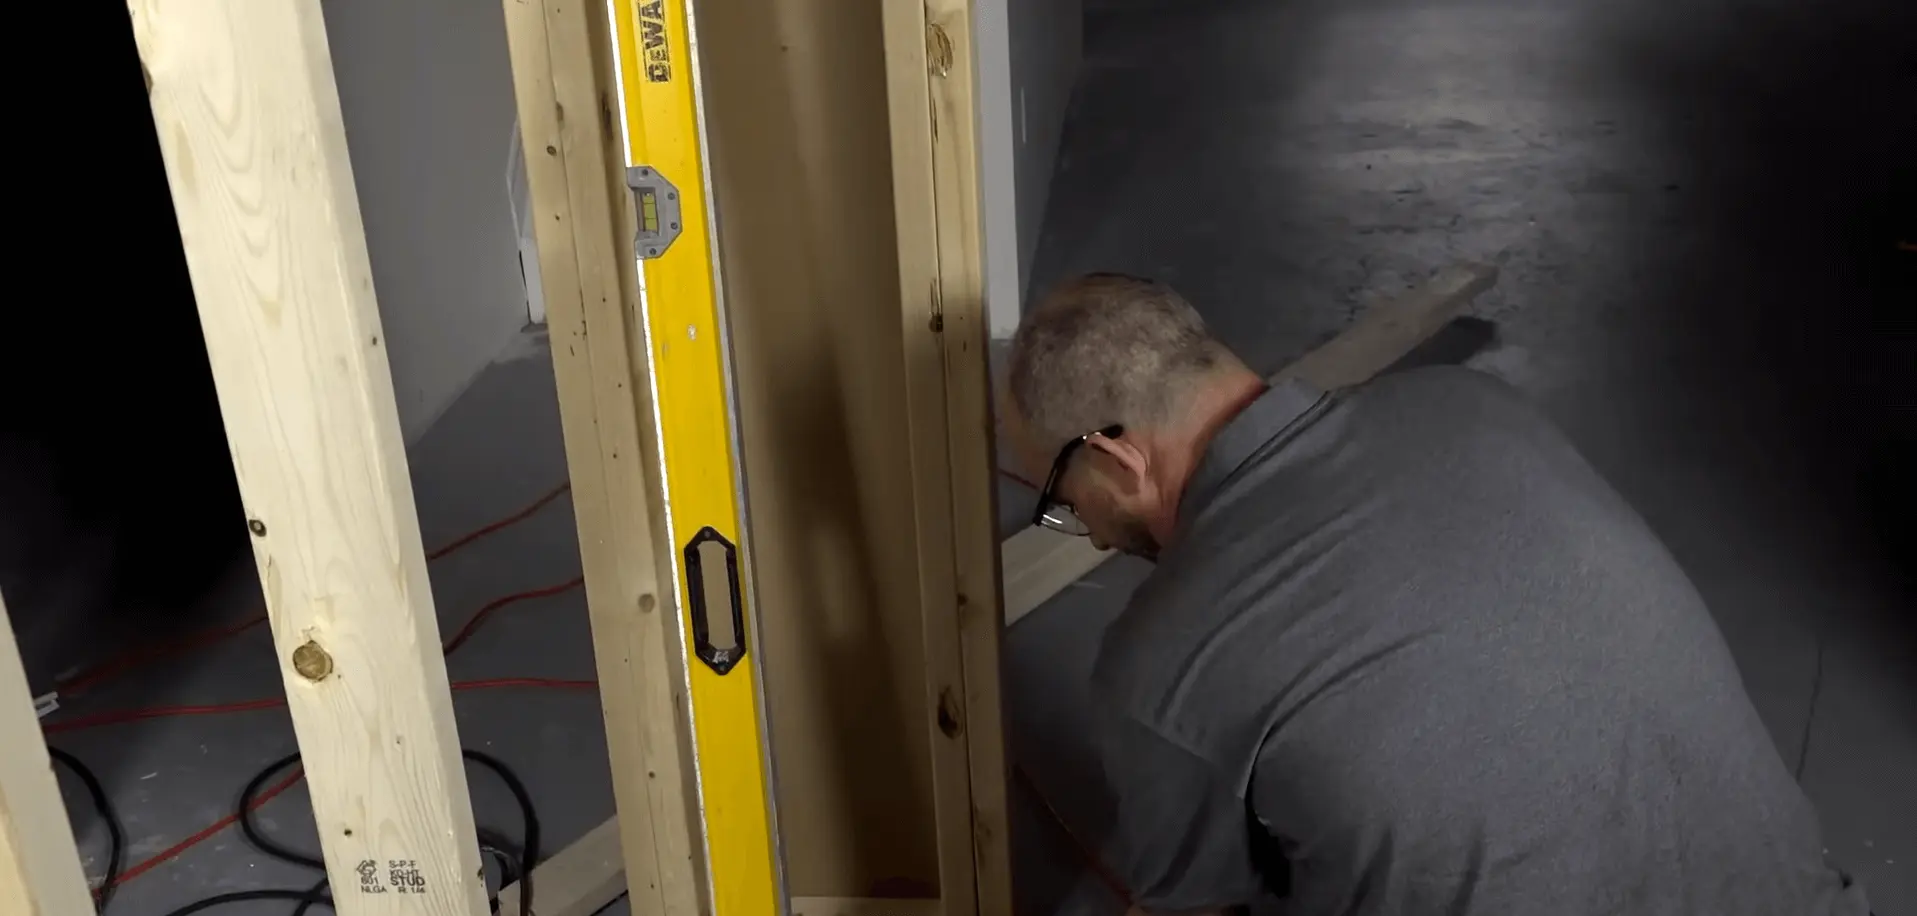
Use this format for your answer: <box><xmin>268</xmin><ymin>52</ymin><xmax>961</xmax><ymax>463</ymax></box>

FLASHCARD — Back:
<box><xmin>1096</xmin><ymin>367</ymin><xmax>1868</xmax><ymax>915</ymax></box>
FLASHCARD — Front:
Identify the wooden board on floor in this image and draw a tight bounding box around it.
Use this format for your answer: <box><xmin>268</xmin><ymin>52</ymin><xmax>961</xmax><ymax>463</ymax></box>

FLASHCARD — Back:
<box><xmin>498</xmin><ymin>0</ymin><xmax>704</xmax><ymax>913</ymax></box>
<box><xmin>0</xmin><ymin>593</ymin><xmax>94</xmax><ymax>916</ymax></box>
<box><xmin>130</xmin><ymin>1</ymin><xmax>491</xmax><ymax>912</ymax></box>
<box><xmin>1000</xmin><ymin>527</ymin><xmax>1113</xmax><ymax>628</ymax></box>
<box><xmin>1274</xmin><ymin>263</ymin><xmax>1499</xmax><ymax>390</ymax></box>
<box><xmin>493</xmin><ymin>817</ymin><xmax>623</xmax><ymax>916</ymax></box>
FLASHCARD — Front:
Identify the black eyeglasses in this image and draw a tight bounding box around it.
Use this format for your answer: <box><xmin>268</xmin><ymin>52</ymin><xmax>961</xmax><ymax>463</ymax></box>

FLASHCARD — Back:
<box><xmin>1030</xmin><ymin>424</ymin><xmax>1124</xmax><ymax>536</ymax></box>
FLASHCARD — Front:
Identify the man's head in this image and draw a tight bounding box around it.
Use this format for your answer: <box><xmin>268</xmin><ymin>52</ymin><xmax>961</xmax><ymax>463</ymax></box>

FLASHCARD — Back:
<box><xmin>1004</xmin><ymin>273</ymin><xmax>1265</xmax><ymax>559</ymax></box>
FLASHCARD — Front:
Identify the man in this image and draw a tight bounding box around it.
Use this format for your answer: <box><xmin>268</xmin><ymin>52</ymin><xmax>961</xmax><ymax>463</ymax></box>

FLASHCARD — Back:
<box><xmin>1003</xmin><ymin>273</ymin><xmax>1870</xmax><ymax>915</ymax></box>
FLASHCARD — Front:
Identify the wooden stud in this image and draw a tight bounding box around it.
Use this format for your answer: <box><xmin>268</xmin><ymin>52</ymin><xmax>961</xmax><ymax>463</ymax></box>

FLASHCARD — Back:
<box><xmin>129</xmin><ymin>1</ymin><xmax>490</xmax><ymax>911</ymax></box>
<box><xmin>879</xmin><ymin>0</ymin><xmax>1017</xmax><ymax>911</ymax></box>
<box><xmin>497</xmin><ymin>0</ymin><xmax>705</xmax><ymax>914</ymax></box>
<box><xmin>0</xmin><ymin>593</ymin><xmax>94</xmax><ymax>916</ymax></box>
<box><xmin>920</xmin><ymin>3</ymin><xmax>1017</xmax><ymax>912</ymax></box>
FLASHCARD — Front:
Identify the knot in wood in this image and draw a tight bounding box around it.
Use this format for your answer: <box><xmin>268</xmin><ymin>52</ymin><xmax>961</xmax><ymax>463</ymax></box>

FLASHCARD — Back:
<box><xmin>292</xmin><ymin>640</ymin><xmax>334</xmax><ymax>681</ymax></box>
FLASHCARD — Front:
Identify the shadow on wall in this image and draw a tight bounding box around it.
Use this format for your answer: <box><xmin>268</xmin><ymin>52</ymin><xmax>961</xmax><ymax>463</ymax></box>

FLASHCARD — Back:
<box><xmin>1592</xmin><ymin>0</ymin><xmax>1917</xmax><ymax>639</ymax></box>
<box><xmin>697</xmin><ymin>0</ymin><xmax>945</xmax><ymax>894</ymax></box>
<box><xmin>2</xmin><ymin>5</ymin><xmax>245</xmax><ymax>688</ymax></box>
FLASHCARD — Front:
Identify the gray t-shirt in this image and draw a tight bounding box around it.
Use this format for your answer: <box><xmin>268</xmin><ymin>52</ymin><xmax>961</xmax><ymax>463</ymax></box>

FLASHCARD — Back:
<box><xmin>1092</xmin><ymin>367</ymin><xmax>1869</xmax><ymax>915</ymax></box>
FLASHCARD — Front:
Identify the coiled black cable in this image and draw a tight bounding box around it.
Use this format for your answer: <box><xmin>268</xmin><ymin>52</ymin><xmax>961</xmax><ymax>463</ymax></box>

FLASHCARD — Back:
<box><xmin>225</xmin><ymin>748</ymin><xmax>540</xmax><ymax>916</ymax></box>
<box><xmin>463</xmin><ymin>748</ymin><xmax>541</xmax><ymax>916</ymax></box>
<box><xmin>47</xmin><ymin>746</ymin><xmax>125</xmax><ymax>914</ymax></box>
<box><xmin>50</xmin><ymin>745</ymin><xmax>541</xmax><ymax>916</ymax></box>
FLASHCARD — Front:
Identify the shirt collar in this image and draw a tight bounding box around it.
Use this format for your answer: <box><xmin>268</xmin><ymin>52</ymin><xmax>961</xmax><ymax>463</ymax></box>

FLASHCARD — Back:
<box><xmin>1177</xmin><ymin>377</ymin><xmax>1326</xmax><ymax>525</ymax></box>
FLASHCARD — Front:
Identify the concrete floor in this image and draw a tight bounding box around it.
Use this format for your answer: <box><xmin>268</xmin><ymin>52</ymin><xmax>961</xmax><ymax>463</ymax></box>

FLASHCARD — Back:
<box><xmin>1004</xmin><ymin>0</ymin><xmax>1913</xmax><ymax>913</ymax></box>
<box><xmin>18</xmin><ymin>0</ymin><xmax>1911</xmax><ymax>913</ymax></box>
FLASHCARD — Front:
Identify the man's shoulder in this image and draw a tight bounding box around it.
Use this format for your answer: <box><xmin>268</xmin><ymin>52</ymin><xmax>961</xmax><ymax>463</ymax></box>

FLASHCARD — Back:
<box><xmin>1334</xmin><ymin>365</ymin><xmax>1591</xmax><ymax>491</ymax></box>
<box><xmin>1091</xmin><ymin>544</ymin><xmax>1259</xmax><ymax>736</ymax></box>
<box><xmin>1091</xmin><ymin>563</ymin><xmax>1187</xmax><ymax>707</ymax></box>
<box><xmin>1348</xmin><ymin>365</ymin><xmax>1533</xmax><ymax>419</ymax></box>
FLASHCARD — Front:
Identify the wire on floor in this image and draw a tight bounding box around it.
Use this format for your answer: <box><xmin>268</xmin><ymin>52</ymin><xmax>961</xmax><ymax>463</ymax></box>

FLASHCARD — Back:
<box><xmin>158</xmin><ymin>887</ymin><xmax>332</xmax><ymax>916</ymax></box>
<box><xmin>43</xmin><ymin>677</ymin><xmax>595</xmax><ymax>737</ymax></box>
<box><xmin>41</xmin><ymin>596</ymin><xmax>595</xmax><ymax>737</ymax></box>
<box><xmin>38</xmin><ymin>481</ymin><xmax>582</xmax><ymax>904</ymax></box>
<box><xmin>425</xmin><ymin>482</ymin><xmax>572</xmax><ymax>561</ymax></box>
<box><xmin>49</xmin><ymin>747</ymin><xmax>124</xmax><ymax>913</ymax></box>
<box><xmin>51</xmin><ymin>481</ymin><xmax>576</xmax><ymax>698</ymax></box>
<box><xmin>441</xmin><ymin>577</ymin><xmax>586</xmax><ymax>656</ymax></box>
<box><xmin>106</xmin><ymin>766</ymin><xmax>307</xmax><ymax>893</ymax></box>
<box><xmin>124</xmin><ymin>748</ymin><xmax>541</xmax><ymax>916</ymax></box>
<box><xmin>51</xmin><ymin>675</ymin><xmax>594</xmax><ymax>895</ymax></box>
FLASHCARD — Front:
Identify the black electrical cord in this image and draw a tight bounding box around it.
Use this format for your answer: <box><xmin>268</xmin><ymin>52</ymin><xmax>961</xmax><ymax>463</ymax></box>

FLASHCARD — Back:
<box><xmin>288</xmin><ymin>876</ymin><xmax>333</xmax><ymax>916</ymax></box>
<box><xmin>481</xmin><ymin>839</ymin><xmax>524</xmax><ymax>891</ymax></box>
<box><xmin>464</xmin><ymin>748</ymin><xmax>541</xmax><ymax>916</ymax></box>
<box><xmin>222</xmin><ymin>749</ymin><xmax>539</xmax><ymax>916</ymax></box>
<box><xmin>43</xmin><ymin>745</ymin><xmax>536</xmax><ymax>916</ymax></box>
<box><xmin>237</xmin><ymin>753</ymin><xmax>320</xmax><ymax>869</ymax></box>
<box><xmin>48</xmin><ymin>746</ymin><xmax>125</xmax><ymax>914</ymax></box>
<box><xmin>165</xmin><ymin>887</ymin><xmax>333</xmax><ymax>916</ymax></box>
<box><xmin>26</xmin><ymin>742</ymin><xmax>546</xmax><ymax>916</ymax></box>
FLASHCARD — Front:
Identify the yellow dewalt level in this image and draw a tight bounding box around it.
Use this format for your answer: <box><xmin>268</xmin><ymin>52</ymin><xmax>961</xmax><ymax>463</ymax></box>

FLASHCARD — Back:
<box><xmin>606</xmin><ymin>0</ymin><xmax>783</xmax><ymax>913</ymax></box>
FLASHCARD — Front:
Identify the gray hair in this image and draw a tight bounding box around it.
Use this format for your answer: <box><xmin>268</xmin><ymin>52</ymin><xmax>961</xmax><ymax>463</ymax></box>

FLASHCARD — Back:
<box><xmin>1007</xmin><ymin>273</ymin><xmax>1241</xmax><ymax>452</ymax></box>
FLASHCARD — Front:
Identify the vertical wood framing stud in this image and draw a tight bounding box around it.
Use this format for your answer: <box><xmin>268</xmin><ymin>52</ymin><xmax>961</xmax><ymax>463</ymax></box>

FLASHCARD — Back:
<box><xmin>129</xmin><ymin>0</ymin><xmax>490</xmax><ymax>911</ymax></box>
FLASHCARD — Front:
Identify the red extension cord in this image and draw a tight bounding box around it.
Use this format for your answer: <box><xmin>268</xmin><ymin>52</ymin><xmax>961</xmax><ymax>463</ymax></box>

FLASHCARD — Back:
<box><xmin>46</xmin><ymin>482</ymin><xmax>592</xmax><ymax>897</ymax></box>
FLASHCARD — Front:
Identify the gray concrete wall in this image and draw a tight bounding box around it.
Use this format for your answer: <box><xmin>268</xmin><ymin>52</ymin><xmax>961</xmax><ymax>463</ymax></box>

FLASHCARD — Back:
<box><xmin>323</xmin><ymin>0</ymin><xmax>532</xmax><ymax>441</ymax></box>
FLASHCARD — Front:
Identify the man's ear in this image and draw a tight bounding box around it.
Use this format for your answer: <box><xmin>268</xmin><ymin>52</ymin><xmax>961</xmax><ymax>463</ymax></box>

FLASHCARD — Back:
<box><xmin>1085</xmin><ymin>434</ymin><xmax>1149</xmax><ymax>494</ymax></box>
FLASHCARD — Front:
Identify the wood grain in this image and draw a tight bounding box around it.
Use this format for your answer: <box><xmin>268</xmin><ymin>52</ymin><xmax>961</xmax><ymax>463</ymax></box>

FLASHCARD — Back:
<box><xmin>128</xmin><ymin>1</ymin><xmax>489</xmax><ymax>911</ymax></box>
<box><xmin>0</xmin><ymin>593</ymin><xmax>93</xmax><ymax>916</ymax></box>
<box><xmin>498</xmin><ymin>0</ymin><xmax>704</xmax><ymax>913</ymax></box>
<box><xmin>918</xmin><ymin>1</ymin><xmax>1018</xmax><ymax>910</ymax></box>
<box><xmin>881</xmin><ymin>0</ymin><xmax>1019</xmax><ymax>908</ymax></box>
<box><xmin>879</xmin><ymin>0</ymin><xmax>990</xmax><ymax>911</ymax></box>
